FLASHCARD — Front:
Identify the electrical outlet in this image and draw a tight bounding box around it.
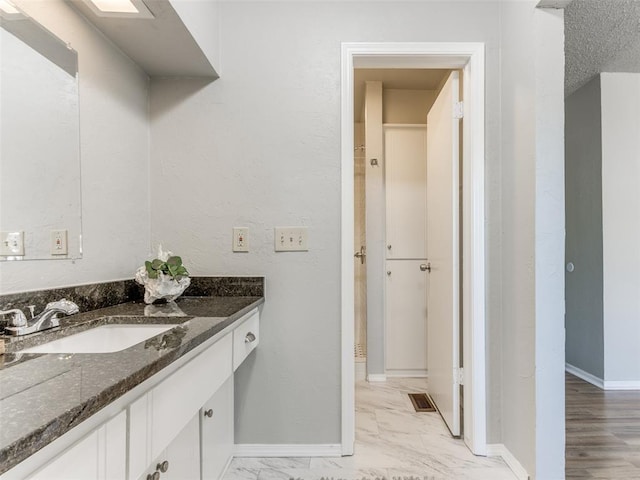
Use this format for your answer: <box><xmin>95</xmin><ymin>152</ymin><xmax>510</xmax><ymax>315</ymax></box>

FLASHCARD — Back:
<box><xmin>0</xmin><ymin>231</ymin><xmax>24</xmax><ymax>256</ymax></box>
<box><xmin>233</xmin><ymin>227</ymin><xmax>249</xmax><ymax>252</ymax></box>
<box><xmin>274</xmin><ymin>227</ymin><xmax>308</xmax><ymax>252</ymax></box>
<box><xmin>51</xmin><ymin>229</ymin><xmax>68</xmax><ymax>255</ymax></box>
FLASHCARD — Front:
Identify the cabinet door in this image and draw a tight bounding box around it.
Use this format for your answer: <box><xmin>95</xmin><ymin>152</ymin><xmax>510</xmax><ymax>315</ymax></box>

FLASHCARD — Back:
<box><xmin>384</xmin><ymin>126</ymin><xmax>428</xmax><ymax>259</ymax></box>
<box><xmin>385</xmin><ymin>259</ymin><xmax>428</xmax><ymax>374</ymax></box>
<box><xmin>164</xmin><ymin>414</ymin><xmax>201</xmax><ymax>480</ymax></box>
<box><xmin>136</xmin><ymin>414</ymin><xmax>200</xmax><ymax>480</ymax></box>
<box><xmin>201</xmin><ymin>375</ymin><xmax>234</xmax><ymax>480</ymax></box>
<box><xmin>26</xmin><ymin>410</ymin><xmax>126</xmax><ymax>480</ymax></box>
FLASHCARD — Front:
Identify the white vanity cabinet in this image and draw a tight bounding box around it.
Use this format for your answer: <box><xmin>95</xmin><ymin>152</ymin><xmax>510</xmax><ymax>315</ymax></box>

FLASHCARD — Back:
<box><xmin>128</xmin><ymin>334</ymin><xmax>233</xmax><ymax>480</ymax></box>
<box><xmin>25</xmin><ymin>410</ymin><xmax>126</xmax><ymax>480</ymax></box>
<box><xmin>6</xmin><ymin>307</ymin><xmax>259</xmax><ymax>480</ymax></box>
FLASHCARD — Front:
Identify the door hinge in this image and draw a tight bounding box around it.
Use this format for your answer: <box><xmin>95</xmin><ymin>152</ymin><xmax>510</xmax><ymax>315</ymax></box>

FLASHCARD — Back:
<box><xmin>454</xmin><ymin>367</ymin><xmax>464</xmax><ymax>385</ymax></box>
<box><xmin>453</xmin><ymin>101</ymin><xmax>464</xmax><ymax>119</ymax></box>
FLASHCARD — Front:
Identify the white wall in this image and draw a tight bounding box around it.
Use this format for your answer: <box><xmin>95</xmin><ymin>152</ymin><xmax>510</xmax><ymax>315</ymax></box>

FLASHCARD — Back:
<box><xmin>601</xmin><ymin>72</ymin><xmax>640</xmax><ymax>383</ymax></box>
<box><xmin>149</xmin><ymin>2</ymin><xmax>565</xmax><ymax>477</ymax></box>
<box><xmin>0</xmin><ymin>0</ymin><xmax>150</xmax><ymax>294</ymax></box>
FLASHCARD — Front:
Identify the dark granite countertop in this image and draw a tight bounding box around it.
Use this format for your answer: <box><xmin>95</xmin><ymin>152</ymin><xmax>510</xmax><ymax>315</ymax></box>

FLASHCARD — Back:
<box><xmin>0</xmin><ymin>294</ymin><xmax>264</xmax><ymax>474</ymax></box>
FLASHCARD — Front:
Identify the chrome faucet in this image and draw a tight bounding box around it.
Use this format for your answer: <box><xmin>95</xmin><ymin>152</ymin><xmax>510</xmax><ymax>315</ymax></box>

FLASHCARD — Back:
<box><xmin>2</xmin><ymin>299</ymin><xmax>79</xmax><ymax>336</ymax></box>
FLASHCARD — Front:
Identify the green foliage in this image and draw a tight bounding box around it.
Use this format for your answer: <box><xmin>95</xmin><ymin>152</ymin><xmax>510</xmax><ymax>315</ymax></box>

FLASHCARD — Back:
<box><xmin>145</xmin><ymin>256</ymin><xmax>189</xmax><ymax>281</ymax></box>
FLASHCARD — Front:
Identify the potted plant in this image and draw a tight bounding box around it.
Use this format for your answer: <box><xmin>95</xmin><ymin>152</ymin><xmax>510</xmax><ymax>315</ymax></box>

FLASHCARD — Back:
<box><xmin>135</xmin><ymin>247</ymin><xmax>191</xmax><ymax>304</ymax></box>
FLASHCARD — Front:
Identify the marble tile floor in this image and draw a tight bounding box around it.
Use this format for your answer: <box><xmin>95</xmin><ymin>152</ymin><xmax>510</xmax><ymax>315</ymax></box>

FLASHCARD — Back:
<box><xmin>224</xmin><ymin>378</ymin><xmax>517</xmax><ymax>480</ymax></box>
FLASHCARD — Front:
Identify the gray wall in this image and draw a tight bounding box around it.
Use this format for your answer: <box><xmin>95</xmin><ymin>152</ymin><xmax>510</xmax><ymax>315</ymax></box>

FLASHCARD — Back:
<box><xmin>565</xmin><ymin>76</ymin><xmax>605</xmax><ymax>379</ymax></box>
<box><xmin>149</xmin><ymin>2</ymin><xmax>566</xmax><ymax>477</ymax></box>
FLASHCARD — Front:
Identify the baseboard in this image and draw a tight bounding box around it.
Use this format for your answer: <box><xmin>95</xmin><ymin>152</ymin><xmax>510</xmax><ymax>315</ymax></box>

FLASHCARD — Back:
<box><xmin>234</xmin><ymin>444</ymin><xmax>342</xmax><ymax>457</ymax></box>
<box><xmin>603</xmin><ymin>380</ymin><xmax>640</xmax><ymax>390</ymax></box>
<box><xmin>367</xmin><ymin>374</ymin><xmax>387</xmax><ymax>382</ymax></box>
<box><xmin>565</xmin><ymin>363</ymin><xmax>604</xmax><ymax>389</ymax></box>
<box><xmin>386</xmin><ymin>370</ymin><xmax>428</xmax><ymax>378</ymax></box>
<box><xmin>486</xmin><ymin>444</ymin><xmax>529</xmax><ymax>480</ymax></box>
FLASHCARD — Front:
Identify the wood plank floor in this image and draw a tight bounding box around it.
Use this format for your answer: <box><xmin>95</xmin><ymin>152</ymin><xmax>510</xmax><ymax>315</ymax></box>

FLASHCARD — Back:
<box><xmin>566</xmin><ymin>373</ymin><xmax>640</xmax><ymax>479</ymax></box>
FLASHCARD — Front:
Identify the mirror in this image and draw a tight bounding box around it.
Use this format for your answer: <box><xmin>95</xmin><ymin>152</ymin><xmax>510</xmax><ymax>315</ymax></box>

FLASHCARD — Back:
<box><xmin>0</xmin><ymin>6</ymin><xmax>81</xmax><ymax>261</ymax></box>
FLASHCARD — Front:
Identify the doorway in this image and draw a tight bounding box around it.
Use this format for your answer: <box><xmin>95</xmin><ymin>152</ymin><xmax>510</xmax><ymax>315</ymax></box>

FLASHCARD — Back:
<box><xmin>340</xmin><ymin>42</ymin><xmax>487</xmax><ymax>456</ymax></box>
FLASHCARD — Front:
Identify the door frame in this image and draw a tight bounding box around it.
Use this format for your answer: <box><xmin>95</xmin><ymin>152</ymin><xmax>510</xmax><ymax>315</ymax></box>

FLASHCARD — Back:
<box><xmin>340</xmin><ymin>42</ymin><xmax>486</xmax><ymax>455</ymax></box>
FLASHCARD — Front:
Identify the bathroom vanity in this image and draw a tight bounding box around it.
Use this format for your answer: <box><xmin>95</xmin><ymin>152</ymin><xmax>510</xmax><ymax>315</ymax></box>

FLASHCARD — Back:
<box><xmin>0</xmin><ymin>278</ymin><xmax>263</xmax><ymax>480</ymax></box>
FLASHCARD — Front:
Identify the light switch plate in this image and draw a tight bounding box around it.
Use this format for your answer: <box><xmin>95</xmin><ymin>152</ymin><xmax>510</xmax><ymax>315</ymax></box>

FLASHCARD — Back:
<box><xmin>274</xmin><ymin>227</ymin><xmax>308</xmax><ymax>251</ymax></box>
<box><xmin>0</xmin><ymin>231</ymin><xmax>25</xmax><ymax>256</ymax></box>
<box><xmin>233</xmin><ymin>227</ymin><xmax>249</xmax><ymax>252</ymax></box>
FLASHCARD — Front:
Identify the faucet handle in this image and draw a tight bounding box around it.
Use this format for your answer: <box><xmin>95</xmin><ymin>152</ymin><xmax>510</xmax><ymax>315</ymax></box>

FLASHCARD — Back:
<box><xmin>27</xmin><ymin>305</ymin><xmax>35</xmax><ymax>319</ymax></box>
<box><xmin>0</xmin><ymin>309</ymin><xmax>28</xmax><ymax>327</ymax></box>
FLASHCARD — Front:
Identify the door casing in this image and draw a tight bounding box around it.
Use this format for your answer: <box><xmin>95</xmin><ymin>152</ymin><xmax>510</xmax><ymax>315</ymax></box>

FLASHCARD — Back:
<box><xmin>340</xmin><ymin>42</ymin><xmax>486</xmax><ymax>455</ymax></box>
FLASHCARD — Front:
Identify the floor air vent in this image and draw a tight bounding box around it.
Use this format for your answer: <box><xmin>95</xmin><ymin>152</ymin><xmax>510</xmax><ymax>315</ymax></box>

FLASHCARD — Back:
<box><xmin>408</xmin><ymin>393</ymin><xmax>436</xmax><ymax>412</ymax></box>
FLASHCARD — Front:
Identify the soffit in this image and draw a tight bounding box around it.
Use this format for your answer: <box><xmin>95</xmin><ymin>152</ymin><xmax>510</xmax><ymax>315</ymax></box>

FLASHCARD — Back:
<box><xmin>66</xmin><ymin>0</ymin><xmax>216</xmax><ymax>77</ymax></box>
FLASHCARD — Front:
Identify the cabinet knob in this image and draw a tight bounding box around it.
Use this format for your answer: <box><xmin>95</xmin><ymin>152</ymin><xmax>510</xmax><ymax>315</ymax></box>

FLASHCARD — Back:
<box><xmin>147</xmin><ymin>472</ymin><xmax>160</xmax><ymax>480</ymax></box>
<box><xmin>245</xmin><ymin>332</ymin><xmax>256</xmax><ymax>344</ymax></box>
<box><xmin>387</xmin><ymin>244</ymin><xmax>392</xmax><ymax>250</ymax></box>
<box><xmin>157</xmin><ymin>460</ymin><xmax>169</xmax><ymax>473</ymax></box>
<box><xmin>204</xmin><ymin>409</ymin><xmax>214</xmax><ymax>418</ymax></box>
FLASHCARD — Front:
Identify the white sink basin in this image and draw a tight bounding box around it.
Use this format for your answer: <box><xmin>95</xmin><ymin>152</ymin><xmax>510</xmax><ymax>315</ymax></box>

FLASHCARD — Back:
<box><xmin>21</xmin><ymin>324</ymin><xmax>178</xmax><ymax>354</ymax></box>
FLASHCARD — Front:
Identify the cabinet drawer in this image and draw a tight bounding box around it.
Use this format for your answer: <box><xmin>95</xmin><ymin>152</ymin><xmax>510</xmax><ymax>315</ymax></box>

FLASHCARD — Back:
<box><xmin>233</xmin><ymin>309</ymin><xmax>259</xmax><ymax>371</ymax></box>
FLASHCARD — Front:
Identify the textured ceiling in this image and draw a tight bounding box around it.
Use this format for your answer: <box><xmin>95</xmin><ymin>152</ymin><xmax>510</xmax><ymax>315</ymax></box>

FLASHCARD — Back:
<box><xmin>565</xmin><ymin>0</ymin><xmax>640</xmax><ymax>95</ymax></box>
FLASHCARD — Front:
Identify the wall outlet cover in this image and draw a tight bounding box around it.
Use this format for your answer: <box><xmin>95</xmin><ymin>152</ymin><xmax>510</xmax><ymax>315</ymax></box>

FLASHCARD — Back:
<box><xmin>233</xmin><ymin>227</ymin><xmax>249</xmax><ymax>252</ymax></box>
<box><xmin>51</xmin><ymin>229</ymin><xmax>68</xmax><ymax>255</ymax></box>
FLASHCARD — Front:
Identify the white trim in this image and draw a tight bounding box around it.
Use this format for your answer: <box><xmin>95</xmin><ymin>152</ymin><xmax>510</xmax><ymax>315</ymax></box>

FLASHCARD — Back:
<box><xmin>385</xmin><ymin>370</ymin><xmax>428</xmax><ymax>378</ymax></box>
<box><xmin>565</xmin><ymin>363</ymin><xmax>604</xmax><ymax>389</ymax></box>
<box><xmin>366</xmin><ymin>374</ymin><xmax>387</xmax><ymax>382</ymax></box>
<box><xmin>234</xmin><ymin>444</ymin><xmax>342</xmax><ymax>457</ymax></box>
<box><xmin>341</xmin><ymin>42</ymin><xmax>487</xmax><ymax>458</ymax></box>
<box><xmin>355</xmin><ymin>360</ymin><xmax>366</xmax><ymax>382</ymax></box>
<box><xmin>604</xmin><ymin>380</ymin><xmax>640</xmax><ymax>390</ymax></box>
<box><xmin>487</xmin><ymin>444</ymin><xmax>530</xmax><ymax>480</ymax></box>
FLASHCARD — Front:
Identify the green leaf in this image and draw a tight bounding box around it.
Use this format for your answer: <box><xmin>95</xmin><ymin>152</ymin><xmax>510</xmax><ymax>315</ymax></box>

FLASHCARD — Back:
<box><xmin>151</xmin><ymin>258</ymin><xmax>164</xmax><ymax>270</ymax></box>
<box><xmin>148</xmin><ymin>269</ymin><xmax>158</xmax><ymax>279</ymax></box>
<box><xmin>145</xmin><ymin>260</ymin><xmax>154</xmax><ymax>274</ymax></box>
<box><xmin>167</xmin><ymin>256</ymin><xmax>182</xmax><ymax>268</ymax></box>
<box><xmin>176</xmin><ymin>266</ymin><xmax>188</xmax><ymax>276</ymax></box>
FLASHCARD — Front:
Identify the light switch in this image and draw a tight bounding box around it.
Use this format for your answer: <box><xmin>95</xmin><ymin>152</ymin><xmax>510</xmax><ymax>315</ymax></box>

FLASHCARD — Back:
<box><xmin>0</xmin><ymin>231</ymin><xmax>24</xmax><ymax>256</ymax></box>
<box><xmin>274</xmin><ymin>227</ymin><xmax>308</xmax><ymax>252</ymax></box>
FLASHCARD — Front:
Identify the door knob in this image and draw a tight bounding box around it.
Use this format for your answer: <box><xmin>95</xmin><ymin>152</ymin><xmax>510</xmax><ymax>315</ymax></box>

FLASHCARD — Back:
<box><xmin>420</xmin><ymin>263</ymin><xmax>431</xmax><ymax>272</ymax></box>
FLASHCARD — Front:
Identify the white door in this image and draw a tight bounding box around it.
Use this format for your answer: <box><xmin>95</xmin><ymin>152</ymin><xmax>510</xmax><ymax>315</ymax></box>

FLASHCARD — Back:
<box><xmin>426</xmin><ymin>71</ymin><xmax>461</xmax><ymax>436</ymax></box>
<box><xmin>384</xmin><ymin>126</ymin><xmax>428</xmax><ymax>375</ymax></box>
